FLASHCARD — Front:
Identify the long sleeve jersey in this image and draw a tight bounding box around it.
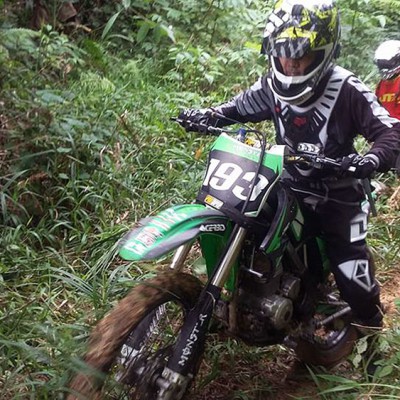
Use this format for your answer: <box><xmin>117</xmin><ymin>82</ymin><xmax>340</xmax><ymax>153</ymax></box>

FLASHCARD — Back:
<box><xmin>211</xmin><ymin>65</ymin><xmax>400</xmax><ymax>181</ymax></box>
<box><xmin>375</xmin><ymin>74</ymin><xmax>400</xmax><ymax>119</ymax></box>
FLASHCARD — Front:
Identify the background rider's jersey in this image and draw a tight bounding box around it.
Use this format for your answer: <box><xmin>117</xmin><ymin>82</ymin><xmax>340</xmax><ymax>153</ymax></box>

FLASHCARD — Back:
<box><xmin>375</xmin><ymin>74</ymin><xmax>400</xmax><ymax>119</ymax></box>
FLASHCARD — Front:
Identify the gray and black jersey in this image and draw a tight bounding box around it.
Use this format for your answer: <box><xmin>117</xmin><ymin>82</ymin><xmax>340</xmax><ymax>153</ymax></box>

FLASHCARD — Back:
<box><xmin>209</xmin><ymin>65</ymin><xmax>398</xmax><ymax>324</ymax></box>
<box><xmin>212</xmin><ymin>65</ymin><xmax>400</xmax><ymax>181</ymax></box>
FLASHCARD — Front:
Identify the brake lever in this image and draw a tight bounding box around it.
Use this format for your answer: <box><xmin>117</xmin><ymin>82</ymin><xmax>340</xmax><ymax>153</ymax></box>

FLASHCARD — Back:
<box><xmin>285</xmin><ymin>155</ymin><xmax>312</xmax><ymax>165</ymax></box>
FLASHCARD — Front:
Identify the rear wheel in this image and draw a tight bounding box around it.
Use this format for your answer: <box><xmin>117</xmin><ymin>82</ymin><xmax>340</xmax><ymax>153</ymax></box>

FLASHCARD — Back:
<box><xmin>294</xmin><ymin>290</ymin><xmax>358</xmax><ymax>367</ymax></box>
<box><xmin>295</xmin><ymin>321</ymin><xmax>358</xmax><ymax>367</ymax></box>
<box><xmin>67</xmin><ymin>272</ymin><xmax>203</xmax><ymax>400</ymax></box>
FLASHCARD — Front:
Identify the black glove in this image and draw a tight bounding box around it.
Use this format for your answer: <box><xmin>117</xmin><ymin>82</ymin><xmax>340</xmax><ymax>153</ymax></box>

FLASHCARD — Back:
<box><xmin>340</xmin><ymin>153</ymin><xmax>379</xmax><ymax>179</ymax></box>
<box><xmin>177</xmin><ymin>109</ymin><xmax>210</xmax><ymax>132</ymax></box>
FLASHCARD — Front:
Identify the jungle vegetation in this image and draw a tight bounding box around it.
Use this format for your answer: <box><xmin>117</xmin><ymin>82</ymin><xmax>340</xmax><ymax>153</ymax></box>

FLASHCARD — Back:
<box><xmin>0</xmin><ymin>0</ymin><xmax>399</xmax><ymax>398</ymax></box>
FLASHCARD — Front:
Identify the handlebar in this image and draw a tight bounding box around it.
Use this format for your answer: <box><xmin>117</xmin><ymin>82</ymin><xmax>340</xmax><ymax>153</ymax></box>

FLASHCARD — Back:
<box><xmin>284</xmin><ymin>154</ymin><xmax>344</xmax><ymax>170</ymax></box>
<box><xmin>172</xmin><ymin>115</ymin><xmax>377</xmax><ymax>215</ymax></box>
<box><xmin>172</xmin><ymin>116</ymin><xmax>347</xmax><ymax>171</ymax></box>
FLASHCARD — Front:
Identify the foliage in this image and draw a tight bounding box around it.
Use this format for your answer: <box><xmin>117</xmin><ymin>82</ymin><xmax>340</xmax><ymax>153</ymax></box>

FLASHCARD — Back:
<box><xmin>0</xmin><ymin>0</ymin><xmax>399</xmax><ymax>399</ymax></box>
<box><xmin>338</xmin><ymin>0</ymin><xmax>400</xmax><ymax>85</ymax></box>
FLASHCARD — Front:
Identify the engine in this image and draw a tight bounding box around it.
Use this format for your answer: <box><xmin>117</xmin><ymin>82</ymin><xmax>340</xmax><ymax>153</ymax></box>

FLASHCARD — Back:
<box><xmin>235</xmin><ymin>251</ymin><xmax>302</xmax><ymax>345</ymax></box>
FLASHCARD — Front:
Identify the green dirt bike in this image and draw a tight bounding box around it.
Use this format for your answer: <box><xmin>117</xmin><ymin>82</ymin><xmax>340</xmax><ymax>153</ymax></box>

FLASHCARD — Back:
<box><xmin>67</xmin><ymin>114</ymin><xmax>366</xmax><ymax>400</ymax></box>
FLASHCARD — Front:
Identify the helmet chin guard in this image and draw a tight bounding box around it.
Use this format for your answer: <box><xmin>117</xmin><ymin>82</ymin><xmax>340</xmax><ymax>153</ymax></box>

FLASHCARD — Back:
<box><xmin>262</xmin><ymin>0</ymin><xmax>340</xmax><ymax>105</ymax></box>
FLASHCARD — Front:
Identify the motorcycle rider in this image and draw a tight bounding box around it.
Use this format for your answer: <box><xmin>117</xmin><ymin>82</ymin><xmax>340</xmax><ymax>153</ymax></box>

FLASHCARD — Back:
<box><xmin>374</xmin><ymin>40</ymin><xmax>400</xmax><ymax>119</ymax></box>
<box><xmin>178</xmin><ymin>0</ymin><xmax>400</xmax><ymax>376</ymax></box>
<box><xmin>374</xmin><ymin>40</ymin><xmax>400</xmax><ymax>172</ymax></box>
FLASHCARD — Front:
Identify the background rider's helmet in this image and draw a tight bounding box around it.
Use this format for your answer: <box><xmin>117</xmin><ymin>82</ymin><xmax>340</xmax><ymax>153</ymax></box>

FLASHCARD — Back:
<box><xmin>374</xmin><ymin>40</ymin><xmax>400</xmax><ymax>80</ymax></box>
<box><xmin>261</xmin><ymin>0</ymin><xmax>341</xmax><ymax>105</ymax></box>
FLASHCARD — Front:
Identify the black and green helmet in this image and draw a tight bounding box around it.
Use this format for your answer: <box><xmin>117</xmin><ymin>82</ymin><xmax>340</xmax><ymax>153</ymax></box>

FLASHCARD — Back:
<box><xmin>262</xmin><ymin>0</ymin><xmax>341</xmax><ymax>105</ymax></box>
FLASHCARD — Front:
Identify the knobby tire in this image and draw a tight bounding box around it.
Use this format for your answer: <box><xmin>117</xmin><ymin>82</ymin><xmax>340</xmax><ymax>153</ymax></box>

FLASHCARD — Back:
<box><xmin>295</xmin><ymin>320</ymin><xmax>358</xmax><ymax>367</ymax></box>
<box><xmin>67</xmin><ymin>271</ymin><xmax>203</xmax><ymax>400</ymax></box>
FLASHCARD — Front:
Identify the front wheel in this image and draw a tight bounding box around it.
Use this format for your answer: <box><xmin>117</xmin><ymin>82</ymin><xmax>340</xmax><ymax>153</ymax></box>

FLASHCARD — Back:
<box><xmin>67</xmin><ymin>272</ymin><xmax>203</xmax><ymax>400</ymax></box>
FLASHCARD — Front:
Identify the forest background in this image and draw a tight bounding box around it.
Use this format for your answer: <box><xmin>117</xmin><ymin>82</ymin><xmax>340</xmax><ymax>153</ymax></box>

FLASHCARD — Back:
<box><xmin>0</xmin><ymin>0</ymin><xmax>399</xmax><ymax>399</ymax></box>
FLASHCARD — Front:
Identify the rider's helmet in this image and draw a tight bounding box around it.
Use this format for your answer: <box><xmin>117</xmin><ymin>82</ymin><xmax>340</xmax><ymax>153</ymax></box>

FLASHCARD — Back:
<box><xmin>262</xmin><ymin>0</ymin><xmax>341</xmax><ymax>105</ymax></box>
<box><xmin>374</xmin><ymin>40</ymin><xmax>400</xmax><ymax>80</ymax></box>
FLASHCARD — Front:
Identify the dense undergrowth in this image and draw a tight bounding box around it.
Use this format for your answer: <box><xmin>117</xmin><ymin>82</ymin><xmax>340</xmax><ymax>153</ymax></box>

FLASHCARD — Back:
<box><xmin>0</xmin><ymin>1</ymin><xmax>399</xmax><ymax>399</ymax></box>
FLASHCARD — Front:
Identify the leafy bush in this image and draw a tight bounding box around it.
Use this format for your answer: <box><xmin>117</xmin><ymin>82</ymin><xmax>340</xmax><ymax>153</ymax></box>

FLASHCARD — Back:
<box><xmin>338</xmin><ymin>0</ymin><xmax>400</xmax><ymax>84</ymax></box>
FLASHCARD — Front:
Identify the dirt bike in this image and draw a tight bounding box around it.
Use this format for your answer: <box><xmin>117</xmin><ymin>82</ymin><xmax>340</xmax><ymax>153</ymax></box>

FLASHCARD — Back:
<box><xmin>67</xmin><ymin>114</ymin><xmax>369</xmax><ymax>400</ymax></box>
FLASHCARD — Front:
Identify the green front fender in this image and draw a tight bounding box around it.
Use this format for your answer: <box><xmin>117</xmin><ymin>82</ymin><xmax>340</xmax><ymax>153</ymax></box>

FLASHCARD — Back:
<box><xmin>119</xmin><ymin>204</ymin><xmax>230</xmax><ymax>261</ymax></box>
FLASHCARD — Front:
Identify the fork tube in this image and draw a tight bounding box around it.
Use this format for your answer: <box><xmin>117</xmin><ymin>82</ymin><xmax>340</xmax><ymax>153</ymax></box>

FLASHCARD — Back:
<box><xmin>211</xmin><ymin>226</ymin><xmax>247</xmax><ymax>287</ymax></box>
<box><xmin>169</xmin><ymin>243</ymin><xmax>192</xmax><ymax>271</ymax></box>
<box><xmin>165</xmin><ymin>226</ymin><xmax>247</xmax><ymax>378</ymax></box>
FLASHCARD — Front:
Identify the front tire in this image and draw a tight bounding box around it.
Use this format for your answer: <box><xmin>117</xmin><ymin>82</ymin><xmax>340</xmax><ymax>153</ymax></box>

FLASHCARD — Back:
<box><xmin>67</xmin><ymin>272</ymin><xmax>203</xmax><ymax>400</ymax></box>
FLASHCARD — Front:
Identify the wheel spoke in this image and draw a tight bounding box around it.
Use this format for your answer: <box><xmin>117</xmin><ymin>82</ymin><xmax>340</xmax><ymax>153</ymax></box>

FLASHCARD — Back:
<box><xmin>102</xmin><ymin>300</ymin><xmax>186</xmax><ymax>399</ymax></box>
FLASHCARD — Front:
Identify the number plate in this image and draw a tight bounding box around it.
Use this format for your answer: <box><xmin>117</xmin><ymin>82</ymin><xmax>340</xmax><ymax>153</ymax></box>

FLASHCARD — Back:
<box><xmin>197</xmin><ymin>134</ymin><xmax>284</xmax><ymax>216</ymax></box>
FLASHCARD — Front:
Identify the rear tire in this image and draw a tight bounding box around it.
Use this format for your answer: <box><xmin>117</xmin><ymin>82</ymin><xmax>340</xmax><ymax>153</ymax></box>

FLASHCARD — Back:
<box><xmin>67</xmin><ymin>272</ymin><xmax>203</xmax><ymax>400</ymax></box>
<box><xmin>295</xmin><ymin>321</ymin><xmax>358</xmax><ymax>367</ymax></box>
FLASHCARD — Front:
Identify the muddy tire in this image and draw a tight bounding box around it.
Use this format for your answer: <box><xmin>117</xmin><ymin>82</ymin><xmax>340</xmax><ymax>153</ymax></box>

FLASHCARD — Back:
<box><xmin>294</xmin><ymin>324</ymin><xmax>358</xmax><ymax>367</ymax></box>
<box><xmin>67</xmin><ymin>272</ymin><xmax>203</xmax><ymax>400</ymax></box>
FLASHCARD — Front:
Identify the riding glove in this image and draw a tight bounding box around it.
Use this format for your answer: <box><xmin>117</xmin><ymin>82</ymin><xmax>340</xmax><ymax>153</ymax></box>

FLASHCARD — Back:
<box><xmin>341</xmin><ymin>153</ymin><xmax>379</xmax><ymax>178</ymax></box>
<box><xmin>177</xmin><ymin>109</ymin><xmax>210</xmax><ymax>132</ymax></box>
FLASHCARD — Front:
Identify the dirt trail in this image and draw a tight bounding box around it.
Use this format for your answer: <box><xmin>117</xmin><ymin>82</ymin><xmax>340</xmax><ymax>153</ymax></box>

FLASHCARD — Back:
<box><xmin>191</xmin><ymin>267</ymin><xmax>400</xmax><ymax>400</ymax></box>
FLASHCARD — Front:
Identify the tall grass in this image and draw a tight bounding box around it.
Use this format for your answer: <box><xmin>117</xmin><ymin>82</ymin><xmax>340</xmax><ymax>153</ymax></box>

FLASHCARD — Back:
<box><xmin>0</xmin><ymin>25</ymin><xmax>216</xmax><ymax>398</ymax></box>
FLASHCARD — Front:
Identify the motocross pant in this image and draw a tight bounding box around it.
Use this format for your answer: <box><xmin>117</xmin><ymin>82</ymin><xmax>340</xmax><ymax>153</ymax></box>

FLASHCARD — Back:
<box><xmin>287</xmin><ymin>177</ymin><xmax>383</xmax><ymax>328</ymax></box>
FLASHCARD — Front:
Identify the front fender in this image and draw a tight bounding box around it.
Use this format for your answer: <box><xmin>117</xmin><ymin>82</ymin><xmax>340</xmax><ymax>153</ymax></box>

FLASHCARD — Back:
<box><xmin>119</xmin><ymin>204</ymin><xmax>229</xmax><ymax>261</ymax></box>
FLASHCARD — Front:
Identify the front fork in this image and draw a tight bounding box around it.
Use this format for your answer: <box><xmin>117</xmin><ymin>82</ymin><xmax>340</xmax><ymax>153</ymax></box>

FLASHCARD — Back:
<box><xmin>168</xmin><ymin>243</ymin><xmax>193</xmax><ymax>271</ymax></box>
<box><xmin>158</xmin><ymin>226</ymin><xmax>247</xmax><ymax>399</ymax></box>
